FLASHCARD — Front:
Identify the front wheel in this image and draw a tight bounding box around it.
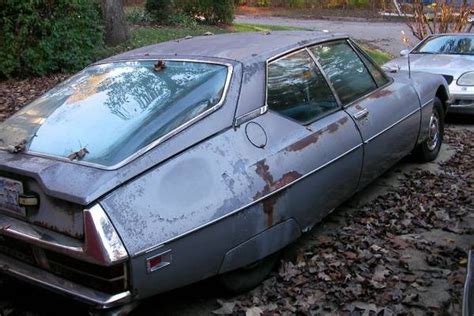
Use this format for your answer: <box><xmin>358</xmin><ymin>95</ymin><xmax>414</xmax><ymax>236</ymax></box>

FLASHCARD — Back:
<box><xmin>413</xmin><ymin>97</ymin><xmax>444</xmax><ymax>162</ymax></box>
<box><xmin>218</xmin><ymin>253</ymin><xmax>279</xmax><ymax>294</ymax></box>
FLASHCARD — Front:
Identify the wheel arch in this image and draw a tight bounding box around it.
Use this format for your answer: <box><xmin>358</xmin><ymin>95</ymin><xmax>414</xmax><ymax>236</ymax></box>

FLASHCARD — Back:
<box><xmin>435</xmin><ymin>85</ymin><xmax>449</xmax><ymax>117</ymax></box>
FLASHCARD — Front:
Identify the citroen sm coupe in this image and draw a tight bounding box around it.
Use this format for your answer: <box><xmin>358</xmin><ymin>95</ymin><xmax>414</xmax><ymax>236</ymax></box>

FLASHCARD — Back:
<box><xmin>0</xmin><ymin>31</ymin><xmax>449</xmax><ymax>313</ymax></box>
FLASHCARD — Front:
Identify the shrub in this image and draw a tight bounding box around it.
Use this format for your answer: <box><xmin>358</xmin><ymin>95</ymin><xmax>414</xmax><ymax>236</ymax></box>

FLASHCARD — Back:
<box><xmin>0</xmin><ymin>0</ymin><xmax>103</xmax><ymax>78</ymax></box>
<box><xmin>169</xmin><ymin>12</ymin><xmax>199</xmax><ymax>27</ymax></box>
<box><xmin>177</xmin><ymin>0</ymin><xmax>235</xmax><ymax>25</ymax></box>
<box><xmin>126</xmin><ymin>6</ymin><xmax>153</xmax><ymax>24</ymax></box>
<box><xmin>145</xmin><ymin>0</ymin><xmax>175</xmax><ymax>23</ymax></box>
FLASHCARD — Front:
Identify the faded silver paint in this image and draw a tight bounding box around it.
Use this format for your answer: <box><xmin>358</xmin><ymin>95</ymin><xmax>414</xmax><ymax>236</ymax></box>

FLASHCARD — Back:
<box><xmin>0</xmin><ymin>31</ymin><xmax>449</xmax><ymax>310</ymax></box>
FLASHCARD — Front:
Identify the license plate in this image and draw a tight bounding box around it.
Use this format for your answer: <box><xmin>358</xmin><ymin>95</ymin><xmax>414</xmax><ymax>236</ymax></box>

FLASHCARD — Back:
<box><xmin>0</xmin><ymin>176</ymin><xmax>26</xmax><ymax>217</ymax></box>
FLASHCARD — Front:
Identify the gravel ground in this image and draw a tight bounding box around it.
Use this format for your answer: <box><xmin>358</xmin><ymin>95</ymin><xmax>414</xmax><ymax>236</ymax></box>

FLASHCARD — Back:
<box><xmin>0</xmin><ymin>77</ymin><xmax>473</xmax><ymax>316</ymax></box>
<box><xmin>235</xmin><ymin>15</ymin><xmax>418</xmax><ymax>56</ymax></box>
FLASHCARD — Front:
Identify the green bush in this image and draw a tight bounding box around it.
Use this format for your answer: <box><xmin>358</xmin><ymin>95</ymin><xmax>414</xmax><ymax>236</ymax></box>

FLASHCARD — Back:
<box><xmin>169</xmin><ymin>13</ymin><xmax>198</xmax><ymax>27</ymax></box>
<box><xmin>145</xmin><ymin>0</ymin><xmax>175</xmax><ymax>23</ymax></box>
<box><xmin>126</xmin><ymin>6</ymin><xmax>153</xmax><ymax>24</ymax></box>
<box><xmin>177</xmin><ymin>0</ymin><xmax>235</xmax><ymax>25</ymax></box>
<box><xmin>0</xmin><ymin>0</ymin><xmax>103</xmax><ymax>78</ymax></box>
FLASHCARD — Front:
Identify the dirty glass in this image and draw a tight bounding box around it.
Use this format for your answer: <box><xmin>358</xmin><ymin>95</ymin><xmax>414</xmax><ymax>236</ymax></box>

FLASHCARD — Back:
<box><xmin>0</xmin><ymin>61</ymin><xmax>228</xmax><ymax>166</ymax></box>
<box><xmin>357</xmin><ymin>48</ymin><xmax>390</xmax><ymax>87</ymax></box>
<box><xmin>414</xmin><ymin>35</ymin><xmax>474</xmax><ymax>55</ymax></box>
<box><xmin>267</xmin><ymin>50</ymin><xmax>339</xmax><ymax>124</ymax></box>
<box><xmin>310</xmin><ymin>42</ymin><xmax>377</xmax><ymax>105</ymax></box>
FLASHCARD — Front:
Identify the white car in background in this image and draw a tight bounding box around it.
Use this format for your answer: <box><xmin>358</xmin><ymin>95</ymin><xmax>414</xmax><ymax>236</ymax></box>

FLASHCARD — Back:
<box><xmin>384</xmin><ymin>33</ymin><xmax>474</xmax><ymax>114</ymax></box>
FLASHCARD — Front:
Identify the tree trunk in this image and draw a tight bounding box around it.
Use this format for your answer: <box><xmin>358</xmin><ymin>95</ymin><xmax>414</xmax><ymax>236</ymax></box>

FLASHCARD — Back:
<box><xmin>101</xmin><ymin>0</ymin><xmax>129</xmax><ymax>46</ymax></box>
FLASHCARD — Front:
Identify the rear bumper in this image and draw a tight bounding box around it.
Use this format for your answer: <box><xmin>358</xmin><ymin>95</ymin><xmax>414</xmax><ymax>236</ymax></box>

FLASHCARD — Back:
<box><xmin>0</xmin><ymin>253</ymin><xmax>132</xmax><ymax>309</ymax></box>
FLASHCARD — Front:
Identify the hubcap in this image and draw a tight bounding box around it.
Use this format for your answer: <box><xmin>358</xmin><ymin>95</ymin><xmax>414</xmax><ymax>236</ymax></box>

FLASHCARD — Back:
<box><xmin>427</xmin><ymin>111</ymin><xmax>440</xmax><ymax>151</ymax></box>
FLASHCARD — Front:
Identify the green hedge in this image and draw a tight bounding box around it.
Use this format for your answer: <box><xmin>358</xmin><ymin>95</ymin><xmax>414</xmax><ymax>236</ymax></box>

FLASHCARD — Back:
<box><xmin>0</xmin><ymin>0</ymin><xmax>104</xmax><ymax>77</ymax></box>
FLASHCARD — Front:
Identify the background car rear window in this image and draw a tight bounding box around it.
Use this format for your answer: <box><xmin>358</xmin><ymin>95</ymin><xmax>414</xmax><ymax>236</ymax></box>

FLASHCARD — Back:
<box><xmin>267</xmin><ymin>50</ymin><xmax>339</xmax><ymax>124</ymax></box>
<box><xmin>310</xmin><ymin>42</ymin><xmax>377</xmax><ymax>105</ymax></box>
<box><xmin>0</xmin><ymin>61</ymin><xmax>228</xmax><ymax>167</ymax></box>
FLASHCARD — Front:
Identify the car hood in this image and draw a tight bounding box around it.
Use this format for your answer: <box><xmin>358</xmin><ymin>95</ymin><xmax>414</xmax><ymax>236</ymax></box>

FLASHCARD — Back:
<box><xmin>384</xmin><ymin>54</ymin><xmax>474</xmax><ymax>79</ymax></box>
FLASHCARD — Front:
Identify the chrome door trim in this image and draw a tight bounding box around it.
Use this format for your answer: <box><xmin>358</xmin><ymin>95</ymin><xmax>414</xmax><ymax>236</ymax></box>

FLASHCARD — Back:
<box><xmin>364</xmin><ymin>107</ymin><xmax>422</xmax><ymax>144</ymax></box>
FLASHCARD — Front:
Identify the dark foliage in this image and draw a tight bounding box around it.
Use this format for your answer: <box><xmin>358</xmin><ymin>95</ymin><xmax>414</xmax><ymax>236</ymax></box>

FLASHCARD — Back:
<box><xmin>145</xmin><ymin>0</ymin><xmax>175</xmax><ymax>23</ymax></box>
<box><xmin>176</xmin><ymin>0</ymin><xmax>235</xmax><ymax>25</ymax></box>
<box><xmin>0</xmin><ymin>0</ymin><xmax>103</xmax><ymax>78</ymax></box>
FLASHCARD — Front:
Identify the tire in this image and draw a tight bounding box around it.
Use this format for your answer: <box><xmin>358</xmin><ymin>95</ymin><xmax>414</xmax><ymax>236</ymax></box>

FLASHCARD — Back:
<box><xmin>413</xmin><ymin>97</ymin><xmax>444</xmax><ymax>162</ymax></box>
<box><xmin>218</xmin><ymin>253</ymin><xmax>279</xmax><ymax>294</ymax></box>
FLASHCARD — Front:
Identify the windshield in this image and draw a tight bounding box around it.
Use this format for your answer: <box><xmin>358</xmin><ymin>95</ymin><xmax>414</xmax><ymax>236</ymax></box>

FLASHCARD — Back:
<box><xmin>414</xmin><ymin>35</ymin><xmax>474</xmax><ymax>55</ymax></box>
<box><xmin>0</xmin><ymin>61</ymin><xmax>229</xmax><ymax>167</ymax></box>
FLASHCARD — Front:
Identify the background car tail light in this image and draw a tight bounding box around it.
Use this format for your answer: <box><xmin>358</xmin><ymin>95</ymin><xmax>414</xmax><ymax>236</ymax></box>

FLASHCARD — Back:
<box><xmin>146</xmin><ymin>249</ymin><xmax>172</xmax><ymax>273</ymax></box>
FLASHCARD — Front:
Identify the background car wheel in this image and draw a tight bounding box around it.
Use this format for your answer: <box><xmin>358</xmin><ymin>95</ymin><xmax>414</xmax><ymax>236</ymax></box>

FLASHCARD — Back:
<box><xmin>413</xmin><ymin>97</ymin><xmax>444</xmax><ymax>162</ymax></box>
<box><xmin>218</xmin><ymin>253</ymin><xmax>280</xmax><ymax>294</ymax></box>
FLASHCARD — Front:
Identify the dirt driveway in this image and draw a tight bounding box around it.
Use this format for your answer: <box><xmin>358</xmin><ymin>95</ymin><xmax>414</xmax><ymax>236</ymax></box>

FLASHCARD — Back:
<box><xmin>235</xmin><ymin>15</ymin><xmax>418</xmax><ymax>56</ymax></box>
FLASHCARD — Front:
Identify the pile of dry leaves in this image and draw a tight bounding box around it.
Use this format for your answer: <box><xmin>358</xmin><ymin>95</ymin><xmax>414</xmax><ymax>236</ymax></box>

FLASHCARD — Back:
<box><xmin>215</xmin><ymin>128</ymin><xmax>473</xmax><ymax>315</ymax></box>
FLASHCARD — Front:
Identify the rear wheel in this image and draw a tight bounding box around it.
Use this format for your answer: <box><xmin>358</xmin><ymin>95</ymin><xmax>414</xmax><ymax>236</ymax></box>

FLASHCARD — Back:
<box><xmin>218</xmin><ymin>253</ymin><xmax>279</xmax><ymax>294</ymax></box>
<box><xmin>413</xmin><ymin>97</ymin><xmax>444</xmax><ymax>162</ymax></box>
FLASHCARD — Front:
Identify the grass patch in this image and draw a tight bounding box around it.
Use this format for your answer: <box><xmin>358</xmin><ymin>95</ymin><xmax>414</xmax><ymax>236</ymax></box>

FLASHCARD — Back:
<box><xmin>233</xmin><ymin>23</ymin><xmax>306</xmax><ymax>32</ymax></box>
<box><xmin>97</xmin><ymin>25</ymin><xmax>227</xmax><ymax>59</ymax></box>
<box><xmin>359</xmin><ymin>44</ymin><xmax>392</xmax><ymax>65</ymax></box>
<box><xmin>129</xmin><ymin>26</ymin><xmax>226</xmax><ymax>48</ymax></box>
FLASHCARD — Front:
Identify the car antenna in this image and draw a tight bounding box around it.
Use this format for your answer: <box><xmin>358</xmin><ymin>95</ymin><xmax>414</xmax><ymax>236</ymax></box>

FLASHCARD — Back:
<box><xmin>401</xmin><ymin>31</ymin><xmax>412</xmax><ymax>79</ymax></box>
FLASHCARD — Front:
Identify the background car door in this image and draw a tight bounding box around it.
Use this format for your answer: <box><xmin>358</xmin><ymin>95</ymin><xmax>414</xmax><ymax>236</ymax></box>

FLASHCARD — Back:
<box><xmin>259</xmin><ymin>49</ymin><xmax>363</xmax><ymax>230</ymax></box>
<box><xmin>310</xmin><ymin>41</ymin><xmax>421</xmax><ymax>189</ymax></box>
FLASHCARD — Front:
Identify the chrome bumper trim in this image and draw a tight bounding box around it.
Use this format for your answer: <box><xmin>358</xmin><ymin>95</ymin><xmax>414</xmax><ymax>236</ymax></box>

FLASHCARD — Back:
<box><xmin>0</xmin><ymin>204</ymin><xmax>128</xmax><ymax>266</ymax></box>
<box><xmin>0</xmin><ymin>253</ymin><xmax>132</xmax><ymax>308</ymax></box>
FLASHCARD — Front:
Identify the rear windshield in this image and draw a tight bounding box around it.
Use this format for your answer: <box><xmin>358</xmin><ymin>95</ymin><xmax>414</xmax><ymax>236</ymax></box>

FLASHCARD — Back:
<box><xmin>414</xmin><ymin>35</ymin><xmax>474</xmax><ymax>55</ymax></box>
<box><xmin>0</xmin><ymin>61</ymin><xmax>229</xmax><ymax>167</ymax></box>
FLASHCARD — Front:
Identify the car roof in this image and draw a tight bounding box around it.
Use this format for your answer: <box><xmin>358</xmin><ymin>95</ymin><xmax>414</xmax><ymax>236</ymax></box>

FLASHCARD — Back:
<box><xmin>103</xmin><ymin>31</ymin><xmax>348</xmax><ymax>65</ymax></box>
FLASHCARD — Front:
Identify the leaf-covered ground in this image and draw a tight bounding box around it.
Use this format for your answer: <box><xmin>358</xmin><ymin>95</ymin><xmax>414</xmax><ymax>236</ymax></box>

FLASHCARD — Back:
<box><xmin>214</xmin><ymin>127</ymin><xmax>473</xmax><ymax>316</ymax></box>
<box><xmin>0</xmin><ymin>77</ymin><xmax>472</xmax><ymax>316</ymax></box>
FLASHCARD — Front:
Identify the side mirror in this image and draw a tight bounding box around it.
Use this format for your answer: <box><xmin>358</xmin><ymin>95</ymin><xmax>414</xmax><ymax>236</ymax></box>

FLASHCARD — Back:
<box><xmin>400</xmin><ymin>49</ymin><xmax>410</xmax><ymax>56</ymax></box>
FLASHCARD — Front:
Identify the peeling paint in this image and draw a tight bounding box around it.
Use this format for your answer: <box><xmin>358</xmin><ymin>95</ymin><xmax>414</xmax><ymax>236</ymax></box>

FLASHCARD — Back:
<box><xmin>253</xmin><ymin>160</ymin><xmax>302</xmax><ymax>200</ymax></box>
<box><xmin>286</xmin><ymin>116</ymin><xmax>349</xmax><ymax>152</ymax></box>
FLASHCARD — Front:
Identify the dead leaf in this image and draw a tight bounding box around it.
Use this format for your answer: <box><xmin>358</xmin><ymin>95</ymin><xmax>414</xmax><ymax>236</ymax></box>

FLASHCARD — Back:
<box><xmin>245</xmin><ymin>306</ymin><xmax>263</xmax><ymax>316</ymax></box>
<box><xmin>213</xmin><ymin>300</ymin><xmax>236</xmax><ymax>315</ymax></box>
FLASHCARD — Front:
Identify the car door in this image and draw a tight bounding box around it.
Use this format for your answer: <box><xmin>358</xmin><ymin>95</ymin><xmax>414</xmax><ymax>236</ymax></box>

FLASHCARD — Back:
<box><xmin>260</xmin><ymin>48</ymin><xmax>363</xmax><ymax>230</ymax></box>
<box><xmin>310</xmin><ymin>40</ymin><xmax>421</xmax><ymax>189</ymax></box>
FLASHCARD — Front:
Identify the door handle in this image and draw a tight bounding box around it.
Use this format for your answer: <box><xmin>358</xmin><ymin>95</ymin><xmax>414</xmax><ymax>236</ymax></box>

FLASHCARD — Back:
<box><xmin>353</xmin><ymin>108</ymin><xmax>369</xmax><ymax>120</ymax></box>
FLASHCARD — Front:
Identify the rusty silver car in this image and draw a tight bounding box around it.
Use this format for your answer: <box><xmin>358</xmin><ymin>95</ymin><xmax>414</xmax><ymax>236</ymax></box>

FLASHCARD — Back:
<box><xmin>0</xmin><ymin>31</ymin><xmax>449</xmax><ymax>313</ymax></box>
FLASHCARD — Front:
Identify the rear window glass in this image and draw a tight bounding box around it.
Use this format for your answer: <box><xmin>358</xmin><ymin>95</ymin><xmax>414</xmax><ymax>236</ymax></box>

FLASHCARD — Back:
<box><xmin>0</xmin><ymin>61</ymin><xmax>229</xmax><ymax>167</ymax></box>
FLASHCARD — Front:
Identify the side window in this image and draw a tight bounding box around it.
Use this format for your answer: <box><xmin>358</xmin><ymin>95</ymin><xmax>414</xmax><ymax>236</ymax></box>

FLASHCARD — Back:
<box><xmin>310</xmin><ymin>41</ymin><xmax>377</xmax><ymax>105</ymax></box>
<box><xmin>267</xmin><ymin>50</ymin><xmax>339</xmax><ymax>124</ymax></box>
<box><xmin>357</xmin><ymin>49</ymin><xmax>390</xmax><ymax>87</ymax></box>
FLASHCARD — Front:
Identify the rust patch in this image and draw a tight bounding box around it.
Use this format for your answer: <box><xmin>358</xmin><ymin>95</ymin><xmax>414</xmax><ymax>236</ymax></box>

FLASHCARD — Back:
<box><xmin>287</xmin><ymin>115</ymin><xmax>350</xmax><ymax>152</ymax></box>
<box><xmin>262</xmin><ymin>191</ymin><xmax>285</xmax><ymax>227</ymax></box>
<box><xmin>287</xmin><ymin>131</ymin><xmax>323</xmax><ymax>152</ymax></box>
<box><xmin>367</xmin><ymin>89</ymin><xmax>393</xmax><ymax>100</ymax></box>
<box><xmin>254</xmin><ymin>162</ymin><xmax>302</xmax><ymax>200</ymax></box>
<box><xmin>327</xmin><ymin>122</ymin><xmax>339</xmax><ymax>133</ymax></box>
<box><xmin>338</xmin><ymin>116</ymin><xmax>349</xmax><ymax>125</ymax></box>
